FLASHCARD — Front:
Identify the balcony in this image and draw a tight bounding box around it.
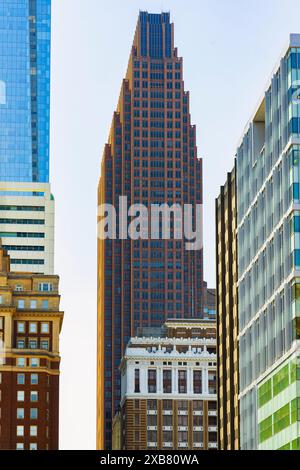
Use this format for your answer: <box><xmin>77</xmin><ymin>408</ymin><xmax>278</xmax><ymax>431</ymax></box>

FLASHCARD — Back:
<box><xmin>178</xmin><ymin>442</ymin><xmax>188</xmax><ymax>448</ymax></box>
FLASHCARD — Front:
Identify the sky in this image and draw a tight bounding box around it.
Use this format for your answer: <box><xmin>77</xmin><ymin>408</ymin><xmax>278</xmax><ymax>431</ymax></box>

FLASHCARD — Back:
<box><xmin>51</xmin><ymin>0</ymin><xmax>300</xmax><ymax>449</ymax></box>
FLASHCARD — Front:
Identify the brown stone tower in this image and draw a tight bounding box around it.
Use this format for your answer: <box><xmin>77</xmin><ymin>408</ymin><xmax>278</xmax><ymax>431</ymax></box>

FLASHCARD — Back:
<box><xmin>97</xmin><ymin>12</ymin><xmax>203</xmax><ymax>449</ymax></box>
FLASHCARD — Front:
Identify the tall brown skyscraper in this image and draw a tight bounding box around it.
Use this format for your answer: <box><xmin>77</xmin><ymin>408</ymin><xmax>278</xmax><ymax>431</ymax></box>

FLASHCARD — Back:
<box><xmin>97</xmin><ymin>11</ymin><xmax>203</xmax><ymax>449</ymax></box>
<box><xmin>0</xmin><ymin>245</ymin><xmax>63</xmax><ymax>450</ymax></box>
<box><xmin>216</xmin><ymin>164</ymin><xmax>239</xmax><ymax>449</ymax></box>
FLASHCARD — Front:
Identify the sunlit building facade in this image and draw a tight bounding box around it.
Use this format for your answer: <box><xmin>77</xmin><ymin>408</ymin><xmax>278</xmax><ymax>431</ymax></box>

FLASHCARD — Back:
<box><xmin>0</xmin><ymin>245</ymin><xmax>63</xmax><ymax>450</ymax></box>
<box><xmin>120</xmin><ymin>319</ymin><xmax>217</xmax><ymax>450</ymax></box>
<box><xmin>216</xmin><ymin>165</ymin><xmax>239</xmax><ymax>450</ymax></box>
<box><xmin>97</xmin><ymin>11</ymin><xmax>203</xmax><ymax>449</ymax></box>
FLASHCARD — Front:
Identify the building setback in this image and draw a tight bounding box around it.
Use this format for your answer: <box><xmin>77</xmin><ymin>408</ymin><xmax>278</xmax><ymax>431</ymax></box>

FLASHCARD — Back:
<box><xmin>119</xmin><ymin>319</ymin><xmax>217</xmax><ymax>450</ymax></box>
<box><xmin>0</xmin><ymin>245</ymin><xmax>63</xmax><ymax>450</ymax></box>
<box><xmin>97</xmin><ymin>11</ymin><xmax>203</xmax><ymax>449</ymax></box>
<box><xmin>216</xmin><ymin>164</ymin><xmax>239</xmax><ymax>449</ymax></box>
<box><xmin>0</xmin><ymin>1</ymin><xmax>54</xmax><ymax>273</ymax></box>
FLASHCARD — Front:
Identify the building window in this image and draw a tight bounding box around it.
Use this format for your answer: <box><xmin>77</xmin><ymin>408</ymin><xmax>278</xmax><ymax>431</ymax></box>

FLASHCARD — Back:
<box><xmin>29</xmin><ymin>322</ymin><xmax>37</xmax><ymax>334</ymax></box>
<box><xmin>30</xmin><ymin>300</ymin><xmax>37</xmax><ymax>309</ymax></box>
<box><xmin>17</xmin><ymin>408</ymin><xmax>24</xmax><ymax>419</ymax></box>
<box><xmin>30</xmin><ymin>408</ymin><xmax>38</xmax><ymax>420</ymax></box>
<box><xmin>208</xmin><ymin>401</ymin><xmax>217</xmax><ymax>410</ymax></box>
<box><xmin>17</xmin><ymin>322</ymin><xmax>25</xmax><ymax>333</ymax></box>
<box><xmin>134</xmin><ymin>400</ymin><xmax>140</xmax><ymax>410</ymax></box>
<box><xmin>193</xmin><ymin>370</ymin><xmax>202</xmax><ymax>394</ymax></box>
<box><xmin>17</xmin><ymin>339</ymin><xmax>25</xmax><ymax>349</ymax></box>
<box><xmin>163</xmin><ymin>400</ymin><xmax>172</xmax><ymax>410</ymax></box>
<box><xmin>193</xmin><ymin>431</ymin><xmax>203</xmax><ymax>443</ymax></box>
<box><xmin>30</xmin><ymin>358</ymin><xmax>39</xmax><ymax>368</ymax></box>
<box><xmin>17</xmin><ymin>358</ymin><xmax>26</xmax><ymax>367</ymax></box>
<box><xmin>17</xmin><ymin>373</ymin><xmax>25</xmax><ymax>385</ymax></box>
<box><xmin>30</xmin><ymin>391</ymin><xmax>38</xmax><ymax>402</ymax></box>
<box><xmin>147</xmin><ymin>430</ymin><xmax>157</xmax><ymax>443</ymax></box>
<box><xmin>208</xmin><ymin>431</ymin><xmax>217</xmax><ymax>443</ymax></box>
<box><xmin>16</xmin><ymin>425</ymin><xmax>24</xmax><ymax>436</ymax></box>
<box><xmin>15</xmin><ymin>285</ymin><xmax>23</xmax><ymax>292</ymax></box>
<box><xmin>147</xmin><ymin>399</ymin><xmax>157</xmax><ymax>410</ymax></box>
<box><xmin>178</xmin><ymin>400</ymin><xmax>188</xmax><ymax>411</ymax></box>
<box><xmin>178</xmin><ymin>414</ymin><xmax>188</xmax><ymax>426</ymax></box>
<box><xmin>208</xmin><ymin>372</ymin><xmax>217</xmax><ymax>394</ymax></box>
<box><xmin>30</xmin><ymin>443</ymin><xmax>37</xmax><ymax>450</ymax></box>
<box><xmin>29</xmin><ymin>339</ymin><xmax>38</xmax><ymax>349</ymax></box>
<box><xmin>30</xmin><ymin>426</ymin><xmax>37</xmax><ymax>437</ymax></box>
<box><xmin>18</xmin><ymin>300</ymin><xmax>25</xmax><ymax>309</ymax></box>
<box><xmin>0</xmin><ymin>296</ymin><xmax>3</xmax><ymax>305</ymax></box>
<box><xmin>178</xmin><ymin>431</ymin><xmax>188</xmax><ymax>443</ymax></box>
<box><xmin>17</xmin><ymin>391</ymin><xmax>24</xmax><ymax>402</ymax></box>
<box><xmin>163</xmin><ymin>414</ymin><xmax>173</xmax><ymax>426</ymax></box>
<box><xmin>178</xmin><ymin>370</ymin><xmax>187</xmax><ymax>393</ymax></box>
<box><xmin>147</xmin><ymin>414</ymin><xmax>157</xmax><ymax>426</ymax></box>
<box><xmin>41</xmin><ymin>322</ymin><xmax>49</xmax><ymax>333</ymax></box>
<box><xmin>193</xmin><ymin>414</ymin><xmax>203</xmax><ymax>426</ymax></box>
<box><xmin>134</xmin><ymin>369</ymin><xmax>140</xmax><ymax>393</ymax></box>
<box><xmin>148</xmin><ymin>369</ymin><xmax>157</xmax><ymax>393</ymax></box>
<box><xmin>163</xmin><ymin>370</ymin><xmax>172</xmax><ymax>393</ymax></box>
<box><xmin>16</xmin><ymin>443</ymin><xmax>24</xmax><ymax>450</ymax></box>
<box><xmin>208</xmin><ymin>415</ymin><xmax>217</xmax><ymax>426</ymax></box>
<box><xmin>134</xmin><ymin>414</ymin><xmax>140</xmax><ymax>426</ymax></box>
<box><xmin>40</xmin><ymin>339</ymin><xmax>49</xmax><ymax>350</ymax></box>
<box><xmin>42</xmin><ymin>300</ymin><xmax>49</xmax><ymax>309</ymax></box>
<box><xmin>31</xmin><ymin>374</ymin><xmax>38</xmax><ymax>385</ymax></box>
<box><xmin>38</xmin><ymin>283</ymin><xmax>53</xmax><ymax>292</ymax></box>
<box><xmin>163</xmin><ymin>430</ymin><xmax>173</xmax><ymax>443</ymax></box>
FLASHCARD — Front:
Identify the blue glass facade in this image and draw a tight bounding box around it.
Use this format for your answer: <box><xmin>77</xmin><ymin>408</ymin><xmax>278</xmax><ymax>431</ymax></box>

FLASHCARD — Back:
<box><xmin>0</xmin><ymin>0</ymin><xmax>50</xmax><ymax>182</ymax></box>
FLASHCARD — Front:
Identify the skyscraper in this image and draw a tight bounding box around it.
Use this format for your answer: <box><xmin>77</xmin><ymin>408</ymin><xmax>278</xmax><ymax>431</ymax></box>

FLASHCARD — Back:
<box><xmin>0</xmin><ymin>245</ymin><xmax>63</xmax><ymax>450</ymax></box>
<box><xmin>0</xmin><ymin>0</ymin><xmax>54</xmax><ymax>273</ymax></box>
<box><xmin>97</xmin><ymin>12</ymin><xmax>203</xmax><ymax>449</ymax></box>
<box><xmin>216</xmin><ymin>164</ymin><xmax>239</xmax><ymax>450</ymax></box>
<box><xmin>220</xmin><ymin>34</ymin><xmax>300</xmax><ymax>450</ymax></box>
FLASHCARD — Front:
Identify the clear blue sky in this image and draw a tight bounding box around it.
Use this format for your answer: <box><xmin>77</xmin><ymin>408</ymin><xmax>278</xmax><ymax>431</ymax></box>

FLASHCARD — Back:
<box><xmin>51</xmin><ymin>0</ymin><xmax>300</xmax><ymax>449</ymax></box>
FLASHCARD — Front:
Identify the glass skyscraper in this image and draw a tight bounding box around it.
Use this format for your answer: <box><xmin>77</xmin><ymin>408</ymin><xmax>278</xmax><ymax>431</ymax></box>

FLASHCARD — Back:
<box><xmin>237</xmin><ymin>34</ymin><xmax>300</xmax><ymax>449</ymax></box>
<box><xmin>97</xmin><ymin>12</ymin><xmax>203</xmax><ymax>449</ymax></box>
<box><xmin>0</xmin><ymin>0</ymin><xmax>51</xmax><ymax>182</ymax></box>
<box><xmin>0</xmin><ymin>1</ymin><xmax>53</xmax><ymax>274</ymax></box>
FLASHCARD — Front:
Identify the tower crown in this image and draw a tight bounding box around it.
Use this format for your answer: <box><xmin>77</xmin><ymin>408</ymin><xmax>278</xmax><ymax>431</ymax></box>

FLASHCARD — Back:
<box><xmin>134</xmin><ymin>11</ymin><xmax>174</xmax><ymax>59</ymax></box>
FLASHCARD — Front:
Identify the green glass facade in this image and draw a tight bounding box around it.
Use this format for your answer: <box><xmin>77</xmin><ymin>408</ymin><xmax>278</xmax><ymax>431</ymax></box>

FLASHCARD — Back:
<box><xmin>258</xmin><ymin>356</ymin><xmax>300</xmax><ymax>449</ymax></box>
